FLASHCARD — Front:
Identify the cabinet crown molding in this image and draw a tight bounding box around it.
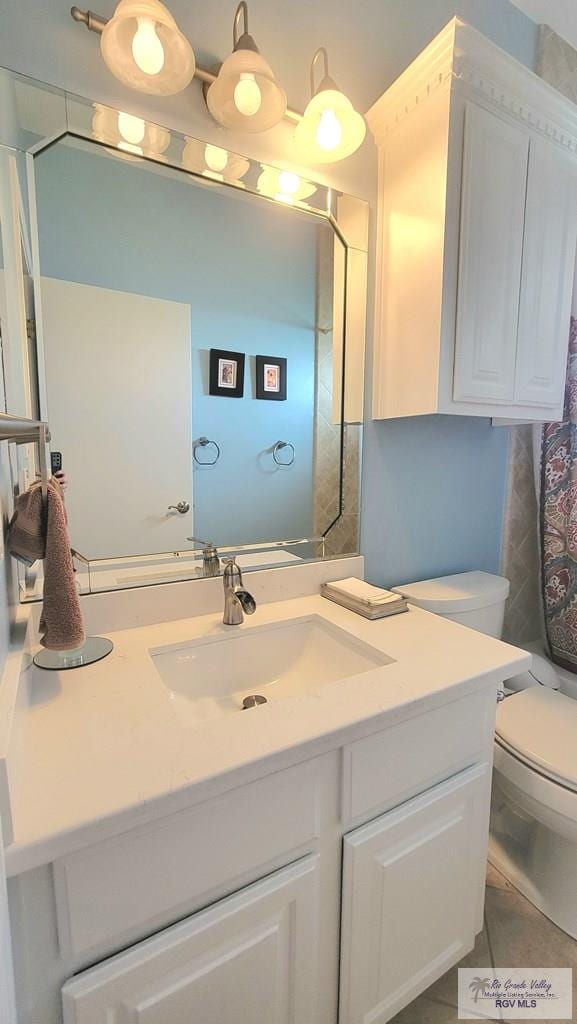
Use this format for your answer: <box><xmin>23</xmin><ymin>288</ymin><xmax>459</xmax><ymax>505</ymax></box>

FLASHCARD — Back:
<box><xmin>367</xmin><ymin>17</ymin><xmax>577</xmax><ymax>154</ymax></box>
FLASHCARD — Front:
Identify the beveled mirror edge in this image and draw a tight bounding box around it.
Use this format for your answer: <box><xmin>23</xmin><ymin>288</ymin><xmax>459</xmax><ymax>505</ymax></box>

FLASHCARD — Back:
<box><xmin>0</xmin><ymin>65</ymin><xmax>368</xmax><ymax>252</ymax></box>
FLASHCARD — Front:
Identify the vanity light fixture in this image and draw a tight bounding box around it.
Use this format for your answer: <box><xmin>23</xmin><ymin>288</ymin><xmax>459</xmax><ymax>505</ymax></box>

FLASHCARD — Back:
<box><xmin>256</xmin><ymin>166</ymin><xmax>316</xmax><ymax>204</ymax></box>
<box><xmin>92</xmin><ymin>103</ymin><xmax>171</xmax><ymax>157</ymax></box>
<box><xmin>294</xmin><ymin>47</ymin><xmax>366</xmax><ymax>163</ymax></box>
<box><xmin>98</xmin><ymin>0</ymin><xmax>195</xmax><ymax>95</ymax></box>
<box><xmin>206</xmin><ymin>2</ymin><xmax>287</xmax><ymax>133</ymax></box>
<box><xmin>182</xmin><ymin>138</ymin><xmax>250</xmax><ymax>183</ymax></box>
<box><xmin>71</xmin><ymin>7</ymin><xmax>365</xmax><ymax>164</ymax></box>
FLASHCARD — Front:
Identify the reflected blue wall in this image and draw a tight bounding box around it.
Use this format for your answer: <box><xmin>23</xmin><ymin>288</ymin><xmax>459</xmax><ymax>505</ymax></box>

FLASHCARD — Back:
<box><xmin>34</xmin><ymin>144</ymin><xmax>318</xmax><ymax>546</ymax></box>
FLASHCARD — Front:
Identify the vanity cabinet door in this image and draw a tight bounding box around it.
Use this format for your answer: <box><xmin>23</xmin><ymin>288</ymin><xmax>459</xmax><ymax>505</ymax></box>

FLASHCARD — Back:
<box><xmin>514</xmin><ymin>137</ymin><xmax>577</xmax><ymax>409</ymax></box>
<box><xmin>339</xmin><ymin>765</ymin><xmax>486</xmax><ymax>1024</ymax></box>
<box><xmin>62</xmin><ymin>855</ymin><xmax>319</xmax><ymax>1024</ymax></box>
<box><xmin>453</xmin><ymin>102</ymin><xmax>529</xmax><ymax>405</ymax></box>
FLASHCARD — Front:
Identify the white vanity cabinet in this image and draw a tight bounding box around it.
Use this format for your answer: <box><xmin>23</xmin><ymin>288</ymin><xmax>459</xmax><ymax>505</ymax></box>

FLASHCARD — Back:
<box><xmin>339</xmin><ymin>765</ymin><xmax>486</xmax><ymax>1024</ymax></box>
<box><xmin>367</xmin><ymin>18</ymin><xmax>577</xmax><ymax>422</ymax></box>
<box><xmin>62</xmin><ymin>856</ymin><xmax>320</xmax><ymax>1024</ymax></box>
<box><xmin>7</xmin><ymin>686</ymin><xmax>498</xmax><ymax>1024</ymax></box>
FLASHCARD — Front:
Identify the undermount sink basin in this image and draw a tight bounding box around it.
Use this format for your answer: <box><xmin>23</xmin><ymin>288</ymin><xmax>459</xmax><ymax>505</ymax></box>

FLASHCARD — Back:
<box><xmin>150</xmin><ymin>616</ymin><xmax>392</xmax><ymax>721</ymax></box>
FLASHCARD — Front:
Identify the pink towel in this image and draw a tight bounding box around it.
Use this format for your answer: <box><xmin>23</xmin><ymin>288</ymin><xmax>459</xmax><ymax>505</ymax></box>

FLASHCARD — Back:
<box><xmin>34</xmin><ymin>479</ymin><xmax>85</xmax><ymax>651</ymax></box>
<box><xmin>7</xmin><ymin>479</ymin><xmax>47</xmax><ymax>564</ymax></box>
<box><xmin>10</xmin><ymin>475</ymin><xmax>84</xmax><ymax>651</ymax></box>
<box><xmin>8</xmin><ymin>478</ymin><xmax>85</xmax><ymax>650</ymax></box>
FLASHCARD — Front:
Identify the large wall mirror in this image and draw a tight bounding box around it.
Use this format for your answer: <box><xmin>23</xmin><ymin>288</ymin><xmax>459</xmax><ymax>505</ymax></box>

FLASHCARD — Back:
<box><xmin>0</xmin><ymin>69</ymin><xmax>367</xmax><ymax>594</ymax></box>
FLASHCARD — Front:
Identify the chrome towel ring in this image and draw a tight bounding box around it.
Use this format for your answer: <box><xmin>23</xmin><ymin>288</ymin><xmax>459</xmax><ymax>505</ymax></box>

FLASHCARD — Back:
<box><xmin>194</xmin><ymin>436</ymin><xmax>221</xmax><ymax>466</ymax></box>
<box><xmin>273</xmin><ymin>440</ymin><xmax>295</xmax><ymax>466</ymax></box>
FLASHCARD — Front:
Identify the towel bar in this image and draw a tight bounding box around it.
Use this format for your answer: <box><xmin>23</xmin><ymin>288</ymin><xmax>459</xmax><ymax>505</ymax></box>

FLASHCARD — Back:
<box><xmin>0</xmin><ymin>413</ymin><xmax>51</xmax><ymax>502</ymax></box>
<box><xmin>0</xmin><ymin>412</ymin><xmax>50</xmax><ymax>443</ymax></box>
<box><xmin>193</xmin><ymin>437</ymin><xmax>220</xmax><ymax>466</ymax></box>
<box><xmin>0</xmin><ymin>415</ymin><xmax>113</xmax><ymax>669</ymax></box>
<box><xmin>273</xmin><ymin>440</ymin><xmax>295</xmax><ymax>466</ymax></box>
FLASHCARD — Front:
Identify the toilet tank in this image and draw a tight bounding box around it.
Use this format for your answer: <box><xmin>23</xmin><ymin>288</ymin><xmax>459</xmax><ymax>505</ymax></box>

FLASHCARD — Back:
<box><xmin>392</xmin><ymin>571</ymin><xmax>510</xmax><ymax>638</ymax></box>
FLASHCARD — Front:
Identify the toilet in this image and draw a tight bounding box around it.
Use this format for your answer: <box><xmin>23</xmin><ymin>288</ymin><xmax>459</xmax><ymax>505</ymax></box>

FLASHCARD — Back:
<box><xmin>393</xmin><ymin>570</ymin><xmax>577</xmax><ymax>939</ymax></box>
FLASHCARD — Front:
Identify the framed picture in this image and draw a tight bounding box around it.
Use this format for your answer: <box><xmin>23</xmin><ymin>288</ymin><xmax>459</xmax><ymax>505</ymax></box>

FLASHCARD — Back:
<box><xmin>256</xmin><ymin>355</ymin><xmax>287</xmax><ymax>401</ymax></box>
<box><xmin>209</xmin><ymin>348</ymin><xmax>245</xmax><ymax>398</ymax></box>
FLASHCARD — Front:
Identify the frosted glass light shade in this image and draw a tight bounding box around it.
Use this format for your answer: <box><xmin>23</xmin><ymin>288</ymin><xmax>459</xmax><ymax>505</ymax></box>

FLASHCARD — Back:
<box><xmin>101</xmin><ymin>0</ymin><xmax>195</xmax><ymax>96</ymax></box>
<box><xmin>207</xmin><ymin>49</ymin><xmax>286</xmax><ymax>132</ymax></box>
<box><xmin>294</xmin><ymin>88</ymin><xmax>366</xmax><ymax>163</ymax></box>
<box><xmin>257</xmin><ymin>166</ymin><xmax>316</xmax><ymax>204</ymax></box>
<box><xmin>92</xmin><ymin>104</ymin><xmax>171</xmax><ymax>157</ymax></box>
<box><xmin>182</xmin><ymin>138</ymin><xmax>250</xmax><ymax>184</ymax></box>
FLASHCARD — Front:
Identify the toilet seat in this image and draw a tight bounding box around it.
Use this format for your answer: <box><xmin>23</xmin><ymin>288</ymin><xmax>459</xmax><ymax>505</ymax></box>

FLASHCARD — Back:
<box><xmin>496</xmin><ymin>687</ymin><xmax>577</xmax><ymax>792</ymax></box>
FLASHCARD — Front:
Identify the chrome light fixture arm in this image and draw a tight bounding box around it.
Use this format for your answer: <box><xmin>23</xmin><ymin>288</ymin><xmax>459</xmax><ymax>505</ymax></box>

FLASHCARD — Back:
<box><xmin>310</xmin><ymin>47</ymin><xmax>334</xmax><ymax>96</ymax></box>
<box><xmin>71</xmin><ymin>6</ymin><xmax>107</xmax><ymax>32</ymax></box>
<box><xmin>233</xmin><ymin>1</ymin><xmax>256</xmax><ymax>52</ymax></box>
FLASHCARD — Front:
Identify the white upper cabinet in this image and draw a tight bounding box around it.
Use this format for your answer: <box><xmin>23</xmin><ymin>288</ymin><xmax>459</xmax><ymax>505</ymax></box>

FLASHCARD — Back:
<box><xmin>515</xmin><ymin>138</ymin><xmax>577</xmax><ymax>407</ymax></box>
<box><xmin>453</xmin><ymin>104</ymin><xmax>528</xmax><ymax>404</ymax></box>
<box><xmin>367</xmin><ymin>18</ymin><xmax>577</xmax><ymax>422</ymax></box>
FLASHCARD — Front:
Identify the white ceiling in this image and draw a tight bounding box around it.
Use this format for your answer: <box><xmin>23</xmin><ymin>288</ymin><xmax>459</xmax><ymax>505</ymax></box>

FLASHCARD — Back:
<box><xmin>510</xmin><ymin>0</ymin><xmax>577</xmax><ymax>51</ymax></box>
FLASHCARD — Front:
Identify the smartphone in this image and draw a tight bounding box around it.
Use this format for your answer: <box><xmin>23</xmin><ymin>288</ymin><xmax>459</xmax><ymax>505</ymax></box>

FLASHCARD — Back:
<box><xmin>50</xmin><ymin>451</ymin><xmax>63</xmax><ymax>474</ymax></box>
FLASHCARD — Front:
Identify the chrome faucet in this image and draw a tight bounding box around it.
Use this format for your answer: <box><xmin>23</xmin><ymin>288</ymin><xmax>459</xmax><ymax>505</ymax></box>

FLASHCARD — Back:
<box><xmin>187</xmin><ymin>535</ymin><xmax>220</xmax><ymax>578</ymax></box>
<box><xmin>223</xmin><ymin>558</ymin><xmax>256</xmax><ymax>625</ymax></box>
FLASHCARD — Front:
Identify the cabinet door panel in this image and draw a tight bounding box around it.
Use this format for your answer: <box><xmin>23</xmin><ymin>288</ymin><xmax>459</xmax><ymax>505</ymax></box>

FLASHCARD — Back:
<box><xmin>515</xmin><ymin>138</ymin><xmax>577</xmax><ymax>408</ymax></box>
<box><xmin>62</xmin><ymin>855</ymin><xmax>319</xmax><ymax>1024</ymax></box>
<box><xmin>339</xmin><ymin>766</ymin><xmax>486</xmax><ymax>1024</ymax></box>
<box><xmin>453</xmin><ymin>103</ymin><xmax>528</xmax><ymax>403</ymax></box>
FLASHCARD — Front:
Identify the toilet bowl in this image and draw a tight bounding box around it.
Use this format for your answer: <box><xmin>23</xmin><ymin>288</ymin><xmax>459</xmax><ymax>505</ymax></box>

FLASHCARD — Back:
<box><xmin>393</xmin><ymin>571</ymin><xmax>577</xmax><ymax>938</ymax></box>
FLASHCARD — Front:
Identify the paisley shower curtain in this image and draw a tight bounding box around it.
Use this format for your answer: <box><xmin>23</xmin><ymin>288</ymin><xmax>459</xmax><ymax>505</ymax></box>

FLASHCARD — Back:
<box><xmin>542</xmin><ymin>317</ymin><xmax>577</xmax><ymax>671</ymax></box>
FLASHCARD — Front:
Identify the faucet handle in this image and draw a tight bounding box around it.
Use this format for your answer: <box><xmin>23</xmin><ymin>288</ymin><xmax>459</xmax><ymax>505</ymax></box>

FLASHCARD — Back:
<box><xmin>223</xmin><ymin>557</ymin><xmax>243</xmax><ymax>589</ymax></box>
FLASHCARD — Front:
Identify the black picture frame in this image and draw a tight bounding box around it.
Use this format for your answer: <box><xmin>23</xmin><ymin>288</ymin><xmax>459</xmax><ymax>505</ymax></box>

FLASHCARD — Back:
<box><xmin>256</xmin><ymin>355</ymin><xmax>287</xmax><ymax>401</ymax></box>
<box><xmin>209</xmin><ymin>348</ymin><xmax>245</xmax><ymax>398</ymax></box>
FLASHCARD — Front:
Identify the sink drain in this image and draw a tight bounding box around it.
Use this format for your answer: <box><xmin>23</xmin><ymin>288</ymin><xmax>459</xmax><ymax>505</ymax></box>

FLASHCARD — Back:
<box><xmin>242</xmin><ymin>694</ymin><xmax>267</xmax><ymax>710</ymax></box>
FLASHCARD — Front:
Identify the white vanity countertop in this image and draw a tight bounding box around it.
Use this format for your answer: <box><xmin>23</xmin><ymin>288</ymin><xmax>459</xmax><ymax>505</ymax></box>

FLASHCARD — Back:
<box><xmin>5</xmin><ymin>595</ymin><xmax>530</xmax><ymax>876</ymax></box>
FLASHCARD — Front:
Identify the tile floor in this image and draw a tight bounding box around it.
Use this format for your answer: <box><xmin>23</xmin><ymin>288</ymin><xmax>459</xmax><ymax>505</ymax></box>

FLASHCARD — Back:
<box><xmin>391</xmin><ymin>862</ymin><xmax>577</xmax><ymax>1024</ymax></box>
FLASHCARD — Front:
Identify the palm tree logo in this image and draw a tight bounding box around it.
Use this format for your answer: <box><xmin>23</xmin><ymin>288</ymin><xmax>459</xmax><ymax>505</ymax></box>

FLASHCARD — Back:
<box><xmin>469</xmin><ymin>977</ymin><xmax>491</xmax><ymax>1003</ymax></box>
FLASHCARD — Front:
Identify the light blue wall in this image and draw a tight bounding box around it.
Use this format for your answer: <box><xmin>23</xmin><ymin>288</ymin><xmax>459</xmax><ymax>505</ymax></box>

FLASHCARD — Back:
<box><xmin>362</xmin><ymin>416</ymin><xmax>511</xmax><ymax>587</ymax></box>
<box><xmin>34</xmin><ymin>143</ymin><xmax>318</xmax><ymax>546</ymax></box>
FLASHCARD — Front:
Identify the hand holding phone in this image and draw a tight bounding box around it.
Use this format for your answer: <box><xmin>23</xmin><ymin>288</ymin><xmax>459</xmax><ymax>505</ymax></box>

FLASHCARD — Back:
<box><xmin>50</xmin><ymin>452</ymin><xmax>68</xmax><ymax>491</ymax></box>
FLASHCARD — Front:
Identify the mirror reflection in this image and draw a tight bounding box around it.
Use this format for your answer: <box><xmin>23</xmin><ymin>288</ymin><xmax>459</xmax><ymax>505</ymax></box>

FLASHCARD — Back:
<box><xmin>32</xmin><ymin>136</ymin><xmax>356</xmax><ymax>588</ymax></box>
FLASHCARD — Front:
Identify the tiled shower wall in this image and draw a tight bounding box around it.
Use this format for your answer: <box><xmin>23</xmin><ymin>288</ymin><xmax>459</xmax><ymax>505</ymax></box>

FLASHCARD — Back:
<box><xmin>313</xmin><ymin>226</ymin><xmax>361</xmax><ymax>558</ymax></box>
<box><xmin>500</xmin><ymin>426</ymin><xmax>544</xmax><ymax>646</ymax></box>
<box><xmin>500</xmin><ymin>23</ymin><xmax>575</xmax><ymax>648</ymax></box>
<box><xmin>537</xmin><ymin>24</ymin><xmax>577</xmax><ymax>103</ymax></box>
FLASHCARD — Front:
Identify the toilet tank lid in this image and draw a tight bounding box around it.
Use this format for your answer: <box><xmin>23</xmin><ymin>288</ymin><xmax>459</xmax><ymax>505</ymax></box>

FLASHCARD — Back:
<box><xmin>392</xmin><ymin>571</ymin><xmax>510</xmax><ymax>613</ymax></box>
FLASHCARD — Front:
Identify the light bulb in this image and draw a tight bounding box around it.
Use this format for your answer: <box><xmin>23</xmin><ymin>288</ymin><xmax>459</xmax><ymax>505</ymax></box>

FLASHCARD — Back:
<box><xmin>117</xmin><ymin>111</ymin><xmax>146</xmax><ymax>145</ymax></box>
<box><xmin>316</xmin><ymin>108</ymin><xmax>342</xmax><ymax>151</ymax></box>
<box><xmin>234</xmin><ymin>73</ymin><xmax>262</xmax><ymax>116</ymax></box>
<box><xmin>204</xmin><ymin>145</ymin><xmax>229</xmax><ymax>173</ymax></box>
<box><xmin>132</xmin><ymin>16</ymin><xmax>165</xmax><ymax>76</ymax></box>
<box><xmin>275</xmin><ymin>172</ymin><xmax>302</xmax><ymax>204</ymax></box>
<box><xmin>278</xmin><ymin>171</ymin><xmax>300</xmax><ymax>195</ymax></box>
<box><xmin>118</xmin><ymin>142</ymin><xmax>143</xmax><ymax>156</ymax></box>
